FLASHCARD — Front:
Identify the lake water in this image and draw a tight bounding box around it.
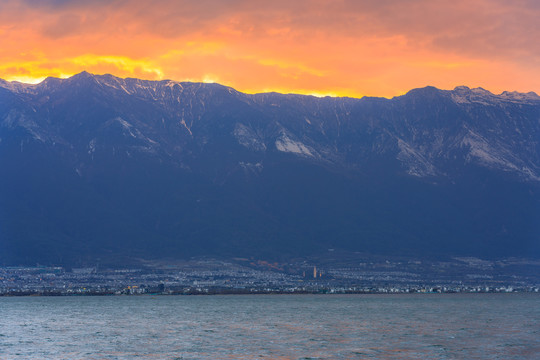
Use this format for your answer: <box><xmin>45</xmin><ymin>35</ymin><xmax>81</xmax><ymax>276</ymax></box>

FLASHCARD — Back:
<box><xmin>0</xmin><ymin>294</ymin><xmax>539</xmax><ymax>359</ymax></box>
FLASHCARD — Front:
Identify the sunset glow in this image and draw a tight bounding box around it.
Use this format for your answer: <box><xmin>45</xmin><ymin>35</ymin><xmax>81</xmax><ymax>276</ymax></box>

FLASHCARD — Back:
<box><xmin>1</xmin><ymin>0</ymin><xmax>539</xmax><ymax>97</ymax></box>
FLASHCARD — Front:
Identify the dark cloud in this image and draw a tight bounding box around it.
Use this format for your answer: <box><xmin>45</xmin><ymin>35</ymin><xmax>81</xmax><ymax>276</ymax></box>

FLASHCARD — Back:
<box><xmin>19</xmin><ymin>0</ymin><xmax>120</xmax><ymax>9</ymax></box>
<box><xmin>3</xmin><ymin>0</ymin><xmax>539</xmax><ymax>62</ymax></box>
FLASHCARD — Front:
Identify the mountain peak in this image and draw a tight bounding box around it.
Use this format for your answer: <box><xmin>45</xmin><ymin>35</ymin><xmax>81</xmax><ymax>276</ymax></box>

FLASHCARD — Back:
<box><xmin>0</xmin><ymin>72</ymin><xmax>538</xmax><ymax>105</ymax></box>
<box><xmin>500</xmin><ymin>90</ymin><xmax>540</xmax><ymax>101</ymax></box>
<box><xmin>450</xmin><ymin>85</ymin><xmax>540</xmax><ymax>105</ymax></box>
<box><xmin>452</xmin><ymin>85</ymin><xmax>492</xmax><ymax>94</ymax></box>
<box><xmin>68</xmin><ymin>71</ymin><xmax>99</xmax><ymax>85</ymax></box>
<box><xmin>73</xmin><ymin>70</ymin><xmax>93</xmax><ymax>78</ymax></box>
<box><xmin>402</xmin><ymin>86</ymin><xmax>443</xmax><ymax>99</ymax></box>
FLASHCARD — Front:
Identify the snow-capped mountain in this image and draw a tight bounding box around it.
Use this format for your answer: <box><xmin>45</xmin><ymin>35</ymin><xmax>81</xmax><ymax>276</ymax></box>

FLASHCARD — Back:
<box><xmin>1</xmin><ymin>72</ymin><xmax>539</xmax><ymax>265</ymax></box>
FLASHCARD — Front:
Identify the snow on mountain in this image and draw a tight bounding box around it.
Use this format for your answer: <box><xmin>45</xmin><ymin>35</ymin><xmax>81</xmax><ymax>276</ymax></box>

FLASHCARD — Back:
<box><xmin>233</xmin><ymin>123</ymin><xmax>266</xmax><ymax>152</ymax></box>
<box><xmin>1</xmin><ymin>72</ymin><xmax>539</xmax><ymax>183</ymax></box>
<box><xmin>450</xmin><ymin>85</ymin><xmax>540</xmax><ymax>105</ymax></box>
<box><xmin>396</xmin><ymin>139</ymin><xmax>438</xmax><ymax>177</ymax></box>
<box><xmin>275</xmin><ymin>132</ymin><xmax>314</xmax><ymax>157</ymax></box>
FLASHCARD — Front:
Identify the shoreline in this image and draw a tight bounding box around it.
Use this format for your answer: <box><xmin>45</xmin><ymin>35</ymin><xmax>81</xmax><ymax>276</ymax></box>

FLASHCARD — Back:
<box><xmin>2</xmin><ymin>288</ymin><xmax>538</xmax><ymax>297</ymax></box>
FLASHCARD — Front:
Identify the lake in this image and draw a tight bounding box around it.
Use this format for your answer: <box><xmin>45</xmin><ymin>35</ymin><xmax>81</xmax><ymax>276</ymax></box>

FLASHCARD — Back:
<box><xmin>1</xmin><ymin>294</ymin><xmax>539</xmax><ymax>359</ymax></box>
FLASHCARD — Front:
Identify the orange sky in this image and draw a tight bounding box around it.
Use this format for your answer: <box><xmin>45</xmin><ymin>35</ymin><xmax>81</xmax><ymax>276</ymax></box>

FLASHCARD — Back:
<box><xmin>0</xmin><ymin>0</ymin><xmax>539</xmax><ymax>98</ymax></box>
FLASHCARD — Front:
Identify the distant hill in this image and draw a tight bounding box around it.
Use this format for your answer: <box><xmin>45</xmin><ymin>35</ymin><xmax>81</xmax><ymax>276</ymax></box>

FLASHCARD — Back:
<box><xmin>1</xmin><ymin>72</ymin><xmax>539</xmax><ymax>265</ymax></box>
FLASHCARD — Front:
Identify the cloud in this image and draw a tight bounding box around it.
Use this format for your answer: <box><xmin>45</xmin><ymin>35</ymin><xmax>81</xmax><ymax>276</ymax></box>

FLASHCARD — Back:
<box><xmin>0</xmin><ymin>0</ymin><xmax>539</xmax><ymax>96</ymax></box>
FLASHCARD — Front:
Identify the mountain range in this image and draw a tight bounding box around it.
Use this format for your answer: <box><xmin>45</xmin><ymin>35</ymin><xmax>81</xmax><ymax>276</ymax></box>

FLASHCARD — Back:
<box><xmin>1</xmin><ymin>72</ymin><xmax>539</xmax><ymax>266</ymax></box>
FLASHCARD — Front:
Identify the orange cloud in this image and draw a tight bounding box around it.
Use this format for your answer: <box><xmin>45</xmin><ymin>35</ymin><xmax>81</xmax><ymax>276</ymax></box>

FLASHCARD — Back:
<box><xmin>0</xmin><ymin>0</ymin><xmax>539</xmax><ymax>97</ymax></box>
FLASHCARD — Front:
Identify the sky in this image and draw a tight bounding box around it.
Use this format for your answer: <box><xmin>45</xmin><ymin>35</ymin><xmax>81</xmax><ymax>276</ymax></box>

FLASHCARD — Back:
<box><xmin>0</xmin><ymin>0</ymin><xmax>539</xmax><ymax>98</ymax></box>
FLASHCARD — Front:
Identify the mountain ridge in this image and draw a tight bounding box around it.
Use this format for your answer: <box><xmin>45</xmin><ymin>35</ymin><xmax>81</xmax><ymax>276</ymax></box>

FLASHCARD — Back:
<box><xmin>1</xmin><ymin>72</ymin><xmax>539</xmax><ymax>265</ymax></box>
<box><xmin>2</xmin><ymin>72</ymin><xmax>539</xmax><ymax>181</ymax></box>
<box><xmin>2</xmin><ymin>71</ymin><xmax>539</xmax><ymax>103</ymax></box>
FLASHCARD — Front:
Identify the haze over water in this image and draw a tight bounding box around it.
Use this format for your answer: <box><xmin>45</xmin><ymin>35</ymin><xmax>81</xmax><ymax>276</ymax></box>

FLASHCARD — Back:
<box><xmin>1</xmin><ymin>294</ymin><xmax>539</xmax><ymax>359</ymax></box>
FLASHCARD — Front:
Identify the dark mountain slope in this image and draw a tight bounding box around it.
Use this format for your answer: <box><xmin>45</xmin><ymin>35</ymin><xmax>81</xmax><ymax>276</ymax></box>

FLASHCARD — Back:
<box><xmin>0</xmin><ymin>73</ymin><xmax>539</xmax><ymax>265</ymax></box>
